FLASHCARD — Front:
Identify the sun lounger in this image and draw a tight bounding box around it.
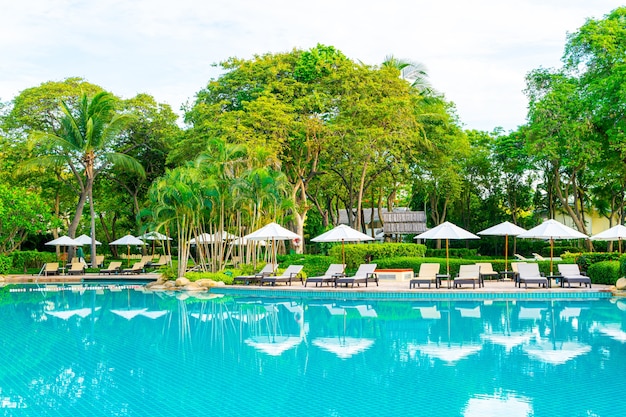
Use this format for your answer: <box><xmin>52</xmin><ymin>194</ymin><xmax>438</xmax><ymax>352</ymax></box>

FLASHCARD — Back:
<box><xmin>511</xmin><ymin>262</ymin><xmax>526</xmax><ymax>285</ymax></box>
<box><xmin>335</xmin><ymin>264</ymin><xmax>378</xmax><ymax>288</ymax></box>
<box><xmin>261</xmin><ymin>265</ymin><xmax>304</xmax><ymax>286</ymax></box>
<box><xmin>514</xmin><ymin>254</ymin><xmax>531</xmax><ymax>261</ymax></box>
<box><xmin>557</xmin><ymin>264</ymin><xmax>591</xmax><ymax>288</ymax></box>
<box><xmin>100</xmin><ymin>261</ymin><xmax>122</xmax><ymax>275</ymax></box>
<box><xmin>305</xmin><ymin>264</ymin><xmax>345</xmax><ymax>287</ymax></box>
<box><xmin>67</xmin><ymin>262</ymin><xmax>86</xmax><ymax>275</ymax></box>
<box><xmin>453</xmin><ymin>264</ymin><xmax>482</xmax><ymax>289</ymax></box>
<box><xmin>409</xmin><ymin>263</ymin><xmax>440</xmax><ymax>288</ymax></box>
<box><xmin>147</xmin><ymin>254</ymin><xmax>170</xmax><ymax>268</ymax></box>
<box><xmin>122</xmin><ymin>261</ymin><xmax>146</xmax><ymax>274</ymax></box>
<box><xmin>476</xmin><ymin>263</ymin><xmax>499</xmax><ymax>281</ymax></box>
<box><xmin>233</xmin><ymin>263</ymin><xmax>278</xmax><ymax>285</ymax></box>
<box><xmin>516</xmin><ymin>263</ymin><xmax>548</xmax><ymax>288</ymax></box>
<box><xmin>42</xmin><ymin>262</ymin><xmax>60</xmax><ymax>276</ymax></box>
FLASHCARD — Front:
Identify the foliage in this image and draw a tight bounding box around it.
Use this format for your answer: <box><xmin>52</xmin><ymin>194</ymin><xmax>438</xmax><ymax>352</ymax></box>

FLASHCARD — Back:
<box><xmin>425</xmin><ymin>248</ymin><xmax>478</xmax><ymax>258</ymax></box>
<box><xmin>588</xmin><ymin>260</ymin><xmax>620</xmax><ymax>285</ymax></box>
<box><xmin>276</xmin><ymin>254</ymin><xmax>335</xmax><ymax>277</ymax></box>
<box><xmin>576</xmin><ymin>252</ymin><xmax>621</xmax><ymax>272</ymax></box>
<box><xmin>9</xmin><ymin>250</ymin><xmax>57</xmax><ymax>273</ymax></box>
<box><xmin>0</xmin><ymin>183</ymin><xmax>57</xmax><ymax>254</ymax></box>
<box><xmin>328</xmin><ymin>243</ymin><xmax>426</xmax><ymax>269</ymax></box>
<box><xmin>185</xmin><ymin>271</ymin><xmax>234</xmax><ymax>285</ymax></box>
<box><xmin>0</xmin><ymin>255</ymin><xmax>11</xmax><ymax>274</ymax></box>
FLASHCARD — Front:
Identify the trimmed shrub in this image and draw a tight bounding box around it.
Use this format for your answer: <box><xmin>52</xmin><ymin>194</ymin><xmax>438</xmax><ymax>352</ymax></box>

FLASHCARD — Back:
<box><xmin>576</xmin><ymin>252</ymin><xmax>621</xmax><ymax>273</ymax></box>
<box><xmin>0</xmin><ymin>255</ymin><xmax>11</xmax><ymax>275</ymax></box>
<box><xmin>588</xmin><ymin>261</ymin><xmax>620</xmax><ymax>285</ymax></box>
<box><xmin>425</xmin><ymin>248</ymin><xmax>478</xmax><ymax>258</ymax></box>
<box><xmin>276</xmin><ymin>254</ymin><xmax>335</xmax><ymax>277</ymax></box>
<box><xmin>185</xmin><ymin>270</ymin><xmax>235</xmax><ymax>285</ymax></box>
<box><xmin>10</xmin><ymin>250</ymin><xmax>57</xmax><ymax>273</ymax></box>
<box><xmin>328</xmin><ymin>243</ymin><xmax>426</xmax><ymax>269</ymax></box>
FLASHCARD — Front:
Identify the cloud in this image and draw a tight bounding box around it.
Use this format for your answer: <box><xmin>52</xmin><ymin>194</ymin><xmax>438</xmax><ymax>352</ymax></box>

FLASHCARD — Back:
<box><xmin>1</xmin><ymin>0</ymin><xmax>622</xmax><ymax>131</ymax></box>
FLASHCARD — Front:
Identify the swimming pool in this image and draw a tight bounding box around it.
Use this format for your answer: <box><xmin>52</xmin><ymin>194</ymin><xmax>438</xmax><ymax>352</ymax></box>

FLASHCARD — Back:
<box><xmin>1</xmin><ymin>284</ymin><xmax>625</xmax><ymax>416</ymax></box>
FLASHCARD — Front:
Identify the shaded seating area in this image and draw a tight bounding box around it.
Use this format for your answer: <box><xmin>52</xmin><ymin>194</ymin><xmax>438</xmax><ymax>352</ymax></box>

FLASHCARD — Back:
<box><xmin>122</xmin><ymin>261</ymin><xmax>146</xmax><ymax>275</ymax></box>
<box><xmin>409</xmin><ymin>263</ymin><xmax>440</xmax><ymax>289</ymax></box>
<box><xmin>453</xmin><ymin>264</ymin><xmax>482</xmax><ymax>289</ymax></box>
<box><xmin>147</xmin><ymin>254</ymin><xmax>170</xmax><ymax>268</ymax></box>
<box><xmin>67</xmin><ymin>261</ymin><xmax>86</xmax><ymax>275</ymax></box>
<box><xmin>336</xmin><ymin>264</ymin><xmax>378</xmax><ymax>288</ymax></box>
<box><xmin>233</xmin><ymin>263</ymin><xmax>278</xmax><ymax>285</ymax></box>
<box><xmin>557</xmin><ymin>264</ymin><xmax>591</xmax><ymax>288</ymax></box>
<box><xmin>476</xmin><ymin>263</ymin><xmax>499</xmax><ymax>281</ymax></box>
<box><xmin>305</xmin><ymin>264</ymin><xmax>345</xmax><ymax>287</ymax></box>
<box><xmin>516</xmin><ymin>263</ymin><xmax>548</xmax><ymax>288</ymax></box>
<box><xmin>100</xmin><ymin>261</ymin><xmax>123</xmax><ymax>275</ymax></box>
<box><xmin>261</xmin><ymin>265</ymin><xmax>304</xmax><ymax>286</ymax></box>
<box><xmin>42</xmin><ymin>262</ymin><xmax>60</xmax><ymax>276</ymax></box>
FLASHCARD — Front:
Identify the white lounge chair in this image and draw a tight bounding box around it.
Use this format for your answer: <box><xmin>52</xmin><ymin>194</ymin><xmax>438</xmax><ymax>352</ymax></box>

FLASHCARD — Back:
<box><xmin>335</xmin><ymin>264</ymin><xmax>378</xmax><ymax>288</ymax></box>
<box><xmin>410</xmin><ymin>263</ymin><xmax>440</xmax><ymax>289</ymax></box>
<box><xmin>305</xmin><ymin>264</ymin><xmax>346</xmax><ymax>287</ymax></box>
<box><xmin>557</xmin><ymin>264</ymin><xmax>591</xmax><ymax>288</ymax></box>
<box><xmin>261</xmin><ymin>265</ymin><xmax>304</xmax><ymax>286</ymax></box>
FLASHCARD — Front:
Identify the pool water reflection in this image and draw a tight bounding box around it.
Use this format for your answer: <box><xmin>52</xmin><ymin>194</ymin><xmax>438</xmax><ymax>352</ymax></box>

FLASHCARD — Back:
<box><xmin>1</xmin><ymin>284</ymin><xmax>626</xmax><ymax>416</ymax></box>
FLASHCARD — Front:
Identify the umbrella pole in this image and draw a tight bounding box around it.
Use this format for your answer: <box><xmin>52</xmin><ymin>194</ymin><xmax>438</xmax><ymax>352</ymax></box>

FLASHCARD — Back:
<box><xmin>550</xmin><ymin>238</ymin><xmax>554</xmax><ymax>275</ymax></box>
<box><xmin>505</xmin><ymin>234</ymin><xmax>509</xmax><ymax>272</ymax></box>
<box><xmin>446</xmin><ymin>239</ymin><xmax>450</xmax><ymax>275</ymax></box>
<box><xmin>342</xmin><ymin>239</ymin><xmax>345</xmax><ymax>267</ymax></box>
<box><xmin>127</xmin><ymin>245</ymin><xmax>131</xmax><ymax>267</ymax></box>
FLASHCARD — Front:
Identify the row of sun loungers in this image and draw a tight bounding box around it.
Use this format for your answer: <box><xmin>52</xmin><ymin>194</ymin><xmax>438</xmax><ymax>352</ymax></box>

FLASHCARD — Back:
<box><xmin>409</xmin><ymin>262</ymin><xmax>591</xmax><ymax>289</ymax></box>
<box><xmin>233</xmin><ymin>263</ymin><xmax>379</xmax><ymax>287</ymax></box>
<box><xmin>40</xmin><ymin>255</ymin><xmax>171</xmax><ymax>277</ymax></box>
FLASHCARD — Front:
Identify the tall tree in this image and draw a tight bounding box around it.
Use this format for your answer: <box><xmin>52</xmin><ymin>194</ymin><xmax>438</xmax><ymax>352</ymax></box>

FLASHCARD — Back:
<box><xmin>27</xmin><ymin>92</ymin><xmax>145</xmax><ymax>266</ymax></box>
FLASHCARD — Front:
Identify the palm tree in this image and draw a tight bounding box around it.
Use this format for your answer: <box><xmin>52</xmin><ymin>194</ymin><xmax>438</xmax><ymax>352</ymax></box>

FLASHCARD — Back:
<box><xmin>29</xmin><ymin>92</ymin><xmax>145</xmax><ymax>267</ymax></box>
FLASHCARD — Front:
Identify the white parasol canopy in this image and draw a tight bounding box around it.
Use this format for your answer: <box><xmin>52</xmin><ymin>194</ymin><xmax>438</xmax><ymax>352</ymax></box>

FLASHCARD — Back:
<box><xmin>245</xmin><ymin>222</ymin><xmax>299</xmax><ymax>265</ymax></box>
<box><xmin>590</xmin><ymin>224</ymin><xmax>626</xmax><ymax>252</ymax></box>
<box><xmin>478</xmin><ymin>221</ymin><xmax>527</xmax><ymax>271</ymax></box>
<box><xmin>189</xmin><ymin>231</ymin><xmax>237</xmax><ymax>244</ymax></box>
<box><xmin>138</xmin><ymin>231</ymin><xmax>172</xmax><ymax>241</ymax></box>
<box><xmin>312</xmin><ymin>224</ymin><xmax>374</xmax><ymax>265</ymax></box>
<box><xmin>245</xmin><ymin>335</ymin><xmax>303</xmax><ymax>356</ymax></box>
<box><xmin>414</xmin><ymin>222</ymin><xmax>480</xmax><ymax>274</ymax></box>
<box><xmin>517</xmin><ymin>219</ymin><xmax>587</xmax><ymax>274</ymax></box>
<box><xmin>74</xmin><ymin>234</ymin><xmax>102</xmax><ymax>245</ymax></box>
<box><xmin>409</xmin><ymin>342</ymin><xmax>482</xmax><ymax>363</ymax></box>
<box><xmin>45</xmin><ymin>236</ymin><xmax>81</xmax><ymax>246</ymax></box>
<box><xmin>110</xmin><ymin>235</ymin><xmax>145</xmax><ymax>246</ymax></box>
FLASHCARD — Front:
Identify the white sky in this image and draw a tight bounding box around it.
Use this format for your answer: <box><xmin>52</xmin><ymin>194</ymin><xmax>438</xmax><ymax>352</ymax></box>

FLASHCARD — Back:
<box><xmin>0</xmin><ymin>0</ymin><xmax>622</xmax><ymax>131</ymax></box>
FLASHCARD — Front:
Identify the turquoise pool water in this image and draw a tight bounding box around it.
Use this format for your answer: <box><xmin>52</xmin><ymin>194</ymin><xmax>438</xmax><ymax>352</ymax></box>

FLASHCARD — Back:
<box><xmin>1</xmin><ymin>284</ymin><xmax>625</xmax><ymax>416</ymax></box>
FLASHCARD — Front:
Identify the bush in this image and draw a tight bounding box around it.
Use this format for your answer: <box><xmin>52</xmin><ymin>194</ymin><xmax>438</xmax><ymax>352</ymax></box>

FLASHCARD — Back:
<box><xmin>576</xmin><ymin>252</ymin><xmax>621</xmax><ymax>273</ymax></box>
<box><xmin>276</xmin><ymin>254</ymin><xmax>335</xmax><ymax>277</ymax></box>
<box><xmin>185</xmin><ymin>270</ymin><xmax>235</xmax><ymax>285</ymax></box>
<box><xmin>425</xmin><ymin>248</ymin><xmax>478</xmax><ymax>258</ymax></box>
<box><xmin>10</xmin><ymin>250</ymin><xmax>57</xmax><ymax>273</ymax></box>
<box><xmin>0</xmin><ymin>255</ymin><xmax>11</xmax><ymax>274</ymax></box>
<box><xmin>328</xmin><ymin>243</ymin><xmax>426</xmax><ymax>269</ymax></box>
<box><xmin>588</xmin><ymin>261</ymin><xmax>620</xmax><ymax>285</ymax></box>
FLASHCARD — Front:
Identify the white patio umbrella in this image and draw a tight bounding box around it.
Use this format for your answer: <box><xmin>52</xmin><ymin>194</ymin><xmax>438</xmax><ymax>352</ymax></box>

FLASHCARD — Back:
<box><xmin>74</xmin><ymin>234</ymin><xmax>102</xmax><ymax>246</ymax></box>
<box><xmin>590</xmin><ymin>224</ymin><xmax>626</xmax><ymax>253</ymax></box>
<box><xmin>477</xmin><ymin>221</ymin><xmax>527</xmax><ymax>272</ymax></box>
<box><xmin>516</xmin><ymin>219</ymin><xmax>588</xmax><ymax>275</ymax></box>
<box><xmin>312</xmin><ymin>224</ymin><xmax>374</xmax><ymax>266</ymax></box>
<box><xmin>45</xmin><ymin>307</ymin><xmax>100</xmax><ymax>320</ymax></box>
<box><xmin>414</xmin><ymin>221</ymin><xmax>480</xmax><ymax>275</ymax></box>
<box><xmin>189</xmin><ymin>231</ymin><xmax>236</xmax><ymax>244</ymax></box>
<box><xmin>244</xmin><ymin>222</ymin><xmax>300</xmax><ymax>266</ymax></box>
<box><xmin>45</xmin><ymin>236</ymin><xmax>81</xmax><ymax>264</ymax></box>
<box><xmin>109</xmin><ymin>234</ymin><xmax>146</xmax><ymax>266</ymax></box>
<box><xmin>139</xmin><ymin>231</ymin><xmax>172</xmax><ymax>255</ymax></box>
<box><xmin>45</xmin><ymin>236</ymin><xmax>81</xmax><ymax>246</ymax></box>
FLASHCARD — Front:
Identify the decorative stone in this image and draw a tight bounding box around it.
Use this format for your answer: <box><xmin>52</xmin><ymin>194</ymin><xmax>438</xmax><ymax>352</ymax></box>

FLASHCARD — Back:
<box><xmin>175</xmin><ymin>277</ymin><xmax>190</xmax><ymax>287</ymax></box>
<box><xmin>616</xmin><ymin>277</ymin><xmax>626</xmax><ymax>290</ymax></box>
<box><xmin>183</xmin><ymin>282</ymin><xmax>205</xmax><ymax>291</ymax></box>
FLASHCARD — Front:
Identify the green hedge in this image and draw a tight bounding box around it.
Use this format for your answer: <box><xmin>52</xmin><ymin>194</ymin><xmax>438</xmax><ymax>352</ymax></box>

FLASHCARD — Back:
<box><xmin>0</xmin><ymin>255</ymin><xmax>11</xmax><ymax>275</ymax></box>
<box><xmin>9</xmin><ymin>250</ymin><xmax>58</xmax><ymax>273</ymax></box>
<box><xmin>588</xmin><ymin>261</ymin><xmax>620</xmax><ymax>285</ymax></box>
<box><xmin>327</xmin><ymin>243</ymin><xmax>426</xmax><ymax>269</ymax></box>
<box><xmin>576</xmin><ymin>252</ymin><xmax>621</xmax><ymax>272</ymax></box>
<box><xmin>276</xmin><ymin>254</ymin><xmax>335</xmax><ymax>277</ymax></box>
<box><xmin>425</xmin><ymin>248</ymin><xmax>479</xmax><ymax>258</ymax></box>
